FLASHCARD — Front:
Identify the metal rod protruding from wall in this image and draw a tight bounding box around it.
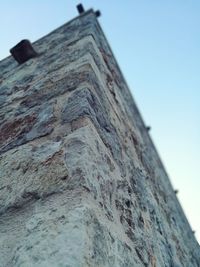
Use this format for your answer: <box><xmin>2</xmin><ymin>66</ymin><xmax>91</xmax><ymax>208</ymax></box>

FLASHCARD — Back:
<box><xmin>77</xmin><ymin>4</ymin><xmax>85</xmax><ymax>14</ymax></box>
<box><xmin>95</xmin><ymin>10</ymin><xmax>101</xmax><ymax>17</ymax></box>
<box><xmin>10</xmin><ymin>39</ymin><xmax>38</xmax><ymax>64</ymax></box>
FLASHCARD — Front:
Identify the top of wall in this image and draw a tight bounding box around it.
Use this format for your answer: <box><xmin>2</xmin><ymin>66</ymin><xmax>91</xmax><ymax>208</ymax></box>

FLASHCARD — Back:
<box><xmin>0</xmin><ymin>10</ymin><xmax>98</xmax><ymax>81</ymax></box>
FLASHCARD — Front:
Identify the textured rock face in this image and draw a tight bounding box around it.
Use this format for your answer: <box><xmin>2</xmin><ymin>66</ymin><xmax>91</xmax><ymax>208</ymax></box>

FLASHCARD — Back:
<box><xmin>0</xmin><ymin>10</ymin><xmax>199</xmax><ymax>267</ymax></box>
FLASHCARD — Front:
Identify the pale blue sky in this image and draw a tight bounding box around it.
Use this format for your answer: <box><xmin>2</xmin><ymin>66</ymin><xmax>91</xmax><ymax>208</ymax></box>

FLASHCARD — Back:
<box><xmin>1</xmin><ymin>1</ymin><xmax>200</xmax><ymax>242</ymax></box>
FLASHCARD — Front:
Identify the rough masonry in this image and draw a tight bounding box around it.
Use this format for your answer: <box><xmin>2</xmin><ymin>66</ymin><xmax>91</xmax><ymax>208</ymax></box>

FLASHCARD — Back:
<box><xmin>0</xmin><ymin>9</ymin><xmax>199</xmax><ymax>267</ymax></box>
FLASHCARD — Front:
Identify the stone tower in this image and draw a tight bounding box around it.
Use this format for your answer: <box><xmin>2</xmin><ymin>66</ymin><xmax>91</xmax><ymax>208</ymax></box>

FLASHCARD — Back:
<box><xmin>0</xmin><ymin>7</ymin><xmax>199</xmax><ymax>267</ymax></box>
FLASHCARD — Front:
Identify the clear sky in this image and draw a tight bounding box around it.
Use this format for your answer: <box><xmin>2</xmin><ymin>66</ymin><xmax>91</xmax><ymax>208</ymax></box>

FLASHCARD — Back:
<box><xmin>1</xmin><ymin>1</ymin><xmax>200</xmax><ymax>243</ymax></box>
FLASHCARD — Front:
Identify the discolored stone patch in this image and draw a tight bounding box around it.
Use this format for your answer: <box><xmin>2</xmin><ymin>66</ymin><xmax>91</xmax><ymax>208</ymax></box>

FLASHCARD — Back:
<box><xmin>0</xmin><ymin>104</ymin><xmax>55</xmax><ymax>154</ymax></box>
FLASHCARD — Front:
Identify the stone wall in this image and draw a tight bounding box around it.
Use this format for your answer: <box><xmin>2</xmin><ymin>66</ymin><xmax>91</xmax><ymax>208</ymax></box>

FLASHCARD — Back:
<box><xmin>0</xmin><ymin>10</ymin><xmax>199</xmax><ymax>267</ymax></box>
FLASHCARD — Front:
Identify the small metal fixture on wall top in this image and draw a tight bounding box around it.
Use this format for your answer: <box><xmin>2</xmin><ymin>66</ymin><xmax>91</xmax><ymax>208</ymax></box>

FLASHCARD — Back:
<box><xmin>174</xmin><ymin>190</ymin><xmax>179</xmax><ymax>194</ymax></box>
<box><xmin>146</xmin><ymin>126</ymin><xmax>151</xmax><ymax>132</ymax></box>
<box><xmin>77</xmin><ymin>4</ymin><xmax>85</xmax><ymax>14</ymax></box>
<box><xmin>76</xmin><ymin>3</ymin><xmax>101</xmax><ymax>17</ymax></box>
<box><xmin>95</xmin><ymin>10</ymin><xmax>101</xmax><ymax>17</ymax></box>
<box><xmin>10</xmin><ymin>39</ymin><xmax>38</xmax><ymax>64</ymax></box>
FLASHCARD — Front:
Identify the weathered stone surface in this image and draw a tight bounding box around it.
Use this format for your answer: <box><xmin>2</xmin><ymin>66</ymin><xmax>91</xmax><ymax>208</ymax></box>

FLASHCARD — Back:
<box><xmin>61</xmin><ymin>87</ymin><xmax>124</xmax><ymax>175</ymax></box>
<box><xmin>0</xmin><ymin>103</ymin><xmax>55</xmax><ymax>154</ymax></box>
<box><xmin>0</xmin><ymin>10</ymin><xmax>199</xmax><ymax>267</ymax></box>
